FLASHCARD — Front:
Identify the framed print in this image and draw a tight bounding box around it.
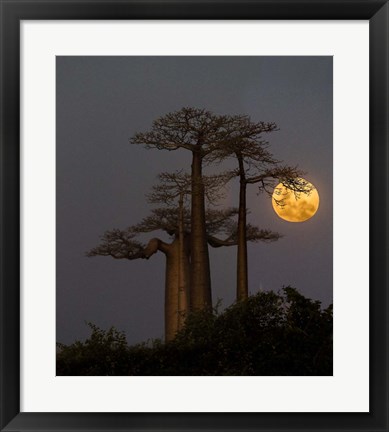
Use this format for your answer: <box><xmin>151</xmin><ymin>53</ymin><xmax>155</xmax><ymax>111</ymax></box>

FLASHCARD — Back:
<box><xmin>0</xmin><ymin>1</ymin><xmax>388</xmax><ymax>431</ymax></box>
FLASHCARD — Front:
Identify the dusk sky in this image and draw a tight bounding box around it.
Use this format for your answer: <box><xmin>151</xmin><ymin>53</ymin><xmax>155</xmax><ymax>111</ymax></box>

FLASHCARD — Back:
<box><xmin>56</xmin><ymin>56</ymin><xmax>333</xmax><ymax>346</ymax></box>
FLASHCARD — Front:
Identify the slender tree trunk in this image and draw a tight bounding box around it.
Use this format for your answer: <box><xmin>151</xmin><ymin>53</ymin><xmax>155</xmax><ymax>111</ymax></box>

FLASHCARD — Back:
<box><xmin>237</xmin><ymin>155</ymin><xmax>249</xmax><ymax>301</ymax></box>
<box><xmin>190</xmin><ymin>150</ymin><xmax>212</xmax><ymax>311</ymax></box>
<box><xmin>177</xmin><ymin>193</ymin><xmax>189</xmax><ymax>331</ymax></box>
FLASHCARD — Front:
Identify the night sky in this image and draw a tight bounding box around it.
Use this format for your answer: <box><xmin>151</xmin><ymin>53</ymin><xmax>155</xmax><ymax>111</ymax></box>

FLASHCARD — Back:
<box><xmin>56</xmin><ymin>56</ymin><xmax>333</xmax><ymax>345</ymax></box>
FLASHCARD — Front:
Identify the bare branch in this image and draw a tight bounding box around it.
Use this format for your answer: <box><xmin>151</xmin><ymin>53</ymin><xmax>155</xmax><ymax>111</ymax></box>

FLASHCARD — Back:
<box><xmin>130</xmin><ymin>107</ymin><xmax>257</xmax><ymax>157</ymax></box>
<box><xmin>132</xmin><ymin>207</ymin><xmax>191</xmax><ymax>237</ymax></box>
<box><xmin>147</xmin><ymin>170</ymin><xmax>235</xmax><ymax>208</ymax></box>
<box><xmin>86</xmin><ymin>227</ymin><xmax>172</xmax><ymax>260</ymax></box>
<box><xmin>86</xmin><ymin>229</ymin><xmax>146</xmax><ymax>260</ymax></box>
<box><xmin>207</xmin><ymin>235</ymin><xmax>236</xmax><ymax>248</ymax></box>
<box><xmin>207</xmin><ymin>224</ymin><xmax>282</xmax><ymax>248</ymax></box>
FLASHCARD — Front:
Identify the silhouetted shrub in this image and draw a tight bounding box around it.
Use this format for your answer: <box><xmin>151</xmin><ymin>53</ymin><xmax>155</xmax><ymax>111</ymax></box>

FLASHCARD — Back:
<box><xmin>57</xmin><ymin>287</ymin><xmax>332</xmax><ymax>376</ymax></box>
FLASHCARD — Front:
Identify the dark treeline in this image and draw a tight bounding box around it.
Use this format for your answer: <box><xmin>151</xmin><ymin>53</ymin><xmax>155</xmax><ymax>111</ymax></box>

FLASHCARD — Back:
<box><xmin>57</xmin><ymin>287</ymin><xmax>333</xmax><ymax>376</ymax></box>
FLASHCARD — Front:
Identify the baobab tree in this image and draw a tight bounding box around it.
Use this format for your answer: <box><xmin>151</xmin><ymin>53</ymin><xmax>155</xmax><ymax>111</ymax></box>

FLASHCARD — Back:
<box><xmin>87</xmin><ymin>170</ymin><xmax>281</xmax><ymax>341</ymax></box>
<box><xmin>87</xmin><ymin>205</ymin><xmax>279</xmax><ymax>341</ymax></box>
<box><xmin>87</xmin><ymin>208</ymin><xmax>190</xmax><ymax>342</ymax></box>
<box><xmin>130</xmin><ymin>108</ymin><xmax>243</xmax><ymax>311</ymax></box>
<box><xmin>208</xmin><ymin>115</ymin><xmax>310</xmax><ymax>301</ymax></box>
<box><xmin>87</xmin><ymin>170</ymin><xmax>234</xmax><ymax>341</ymax></box>
<box><xmin>148</xmin><ymin>171</ymin><xmax>233</xmax><ymax>316</ymax></box>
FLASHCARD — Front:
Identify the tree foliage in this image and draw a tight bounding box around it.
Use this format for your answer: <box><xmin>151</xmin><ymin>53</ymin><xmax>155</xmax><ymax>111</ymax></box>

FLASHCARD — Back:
<box><xmin>56</xmin><ymin>323</ymin><xmax>130</xmax><ymax>376</ymax></box>
<box><xmin>57</xmin><ymin>288</ymin><xmax>332</xmax><ymax>376</ymax></box>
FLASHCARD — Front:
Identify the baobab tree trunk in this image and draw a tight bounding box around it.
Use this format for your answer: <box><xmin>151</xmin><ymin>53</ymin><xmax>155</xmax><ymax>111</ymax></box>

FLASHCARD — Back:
<box><xmin>164</xmin><ymin>240</ymin><xmax>179</xmax><ymax>342</ymax></box>
<box><xmin>190</xmin><ymin>150</ymin><xmax>212</xmax><ymax>311</ymax></box>
<box><xmin>237</xmin><ymin>154</ymin><xmax>249</xmax><ymax>301</ymax></box>
<box><xmin>163</xmin><ymin>238</ymin><xmax>191</xmax><ymax>342</ymax></box>
<box><xmin>177</xmin><ymin>192</ymin><xmax>190</xmax><ymax>330</ymax></box>
<box><xmin>143</xmin><ymin>238</ymin><xmax>190</xmax><ymax>342</ymax></box>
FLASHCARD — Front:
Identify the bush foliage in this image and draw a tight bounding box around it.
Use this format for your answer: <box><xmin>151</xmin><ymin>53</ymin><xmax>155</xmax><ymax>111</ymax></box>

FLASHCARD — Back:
<box><xmin>57</xmin><ymin>287</ymin><xmax>332</xmax><ymax>376</ymax></box>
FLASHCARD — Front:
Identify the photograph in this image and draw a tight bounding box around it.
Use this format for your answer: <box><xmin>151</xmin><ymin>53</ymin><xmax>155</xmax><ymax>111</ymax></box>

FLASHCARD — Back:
<box><xmin>2</xmin><ymin>1</ymin><xmax>388</xmax><ymax>430</ymax></box>
<box><xmin>55</xmin><ymin>55</ymin><xmax>333</xmax><ymax>376</ymax></box>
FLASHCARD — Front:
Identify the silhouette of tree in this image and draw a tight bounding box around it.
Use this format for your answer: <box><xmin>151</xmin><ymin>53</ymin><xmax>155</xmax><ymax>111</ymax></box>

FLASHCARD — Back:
<box><xmin>88</xmin><ymin>174</ymin><xmax>280</xmax><ymax>341</ymax></box>
<box><xmin>89</xmin><ymin>108</ymin><xmax>311</xmax><ymax>338</ymax></box>
<box><xmin>130</xmin><ymin>108</ymin><xmax>248</xmax><ymax>312</ymax></box>
<box><xmin>86</xmin><ymin>207</ymin><xmax>229</xmax><ymax>341</ymax></box>
<box><xmin>147</xmin><ymin>170</ymin><xmax>233</xmax><ymax>318</ymax></box>
<box><xmin>207</xmin><ymin>115</ymin><xmax>310</xmax><ymax>301</ymax></box>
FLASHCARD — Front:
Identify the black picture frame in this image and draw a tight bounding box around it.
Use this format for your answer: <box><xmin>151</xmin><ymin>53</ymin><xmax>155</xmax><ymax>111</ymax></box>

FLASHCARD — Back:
<box><xmin>1</xmin><ymin>1</ymin><xmax>388</xmax><ymax>431</ymax></box>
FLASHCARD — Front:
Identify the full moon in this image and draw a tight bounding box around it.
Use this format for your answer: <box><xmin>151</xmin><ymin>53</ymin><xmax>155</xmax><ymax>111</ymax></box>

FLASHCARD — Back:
<box><xmin>272</xmin><ymin>179</ymin><xmax>320</xmax><ymax>222</ymax></box>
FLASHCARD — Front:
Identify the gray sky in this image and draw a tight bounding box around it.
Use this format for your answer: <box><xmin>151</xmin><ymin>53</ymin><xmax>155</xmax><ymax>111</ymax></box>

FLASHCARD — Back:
<box><xmin>56</xmin><ymin>56</ymin><xmax>333</xmax><ymax>345</ymax></box>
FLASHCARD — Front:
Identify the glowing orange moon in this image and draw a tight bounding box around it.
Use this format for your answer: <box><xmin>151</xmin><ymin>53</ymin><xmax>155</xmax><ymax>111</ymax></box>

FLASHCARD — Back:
<box><xmin>272</xmin><ymin>179</ymin><xmax>320</xmax><ymax>222</ymax></box>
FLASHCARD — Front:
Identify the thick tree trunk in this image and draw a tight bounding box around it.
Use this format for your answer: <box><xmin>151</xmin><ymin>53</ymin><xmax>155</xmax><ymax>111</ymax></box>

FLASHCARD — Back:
<box><xmin>163</xmin><ymin>238</ymin><xmax>191</xmax><ymax>342</ymax></box>
<box><xmin>145</xmin><ymin>238</ymin><xmax>190</xmax><ymax>342</ymax></box>
<box><xmin>237</xmin><ymin>155</ymin><xmax>249</xmax><ymax>301</ymax></box>
<box><xmin>190</xmin><ymin>150</ymin><xmax>212</xmax><ymax>311</ymax></box>
<box><xmin>164</xmin><ymin>240</ymin><xmax>180</xmax><ymax>342</ymax></box>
